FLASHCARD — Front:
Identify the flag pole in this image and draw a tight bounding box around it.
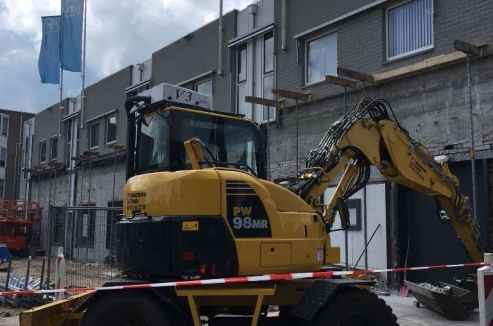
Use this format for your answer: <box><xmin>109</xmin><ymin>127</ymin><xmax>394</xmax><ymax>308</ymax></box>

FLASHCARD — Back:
<box><xmin>80</xmin><ymin>0</ymin><xmax>87</xmax><ymax>128</ymax></box>
<box><xmin>59</xmin><ymin>66</ymin><xmax>63</xmax><ymax>136</ymax></box>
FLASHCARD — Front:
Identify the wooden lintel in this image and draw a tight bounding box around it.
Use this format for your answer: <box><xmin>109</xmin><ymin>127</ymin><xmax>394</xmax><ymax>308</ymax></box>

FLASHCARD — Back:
<box><xmin>325</xmin><ymin>75</ymin><xmax>358</xmax><ymax>89</ymax></box>
<box><xmin>245</xmin><ymin>96</ymin><xmax>283</xmax><ymax>108</ymax></box>
<box><xmin>271</xmin><ymin>89</ymin><xmax>311</xmax><ymax>102</ymax></box>
<box><xmin>454</xmin><ymin>40</ymin><xmax>481</xmax><ymax>56</ymax></box>
<box><xmin>337</xmin><ymin>67</ymin><xmax>374</xmax><ymax>83</ymax></box>
<box><xmin>372</xmin><ymin>51</ymin><xmax>467</xmax><ymax>84</ymax></box>
<box><xmin>106</xmin><ymin>143</ymin><xmax>126</xmax><ymax>150</ymax></box>
<box><xmin>47</xmin><ymin>161</ymin><xmax>63</xmax><ymax>167</ymax></box>
<box><xmin>83</xmin><ymin>151</ymin><xmax>100</xmax><ymax>156</ymax></box>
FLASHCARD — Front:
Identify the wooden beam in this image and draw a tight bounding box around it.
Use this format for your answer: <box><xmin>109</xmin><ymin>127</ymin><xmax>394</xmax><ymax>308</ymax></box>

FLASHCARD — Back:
<box><xmin>454</xmin><ymin>40</ymin><xmax>481</xmax><ymax>56</ymax></box>
<box><xmin>325</xmin><ymin>75</ymin><xmax>358</xmax><ymax>89</ymax></box>
<box><xmin>271</xmin><ymin>89</ymin><xmax>311</xmax><ymax>102</ymax></box>
<box><xmin>106</xmin><ymin>143</ymin><xmax>125</xmax><ymax>150</ymax></box>
<box><xmin>47</xmin><ymin>161</ymin><xmax>63</xmax><ymax>168</ymax></box>
<box><xmin>337</xmin><ymin>67</ymin><xmax>374</xmax><ymax>83</ymax></box>
<box><xmin>83</xmin><ymin>151</ymin><xmax>100</xmax><ymax>156</ymax></box>
<box><xmin>244</xmin><ymin>96</ymin><xmax>283</xmax><ymax>108</ymax></box>
<box><xmin>372</xmin><ymin>51</ymin><xmax>466</xmax><ymax>84</ymax></box>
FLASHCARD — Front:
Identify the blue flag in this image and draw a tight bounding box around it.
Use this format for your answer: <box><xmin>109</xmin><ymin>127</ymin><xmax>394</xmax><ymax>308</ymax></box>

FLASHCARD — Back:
<box><xmin>61</xmin><ymin>0</ymin><xmax>84</xmax><ymax>72</ymax></box>
<box><xmin>38</xmin><ymin>16</ymin><xmax>61</xmax><ymax>84</ymax></box>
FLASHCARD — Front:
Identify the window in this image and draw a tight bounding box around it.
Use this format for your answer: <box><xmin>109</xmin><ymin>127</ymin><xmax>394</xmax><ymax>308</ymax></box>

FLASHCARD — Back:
<box><xmin>262</xmin><ymin>31</ymin><xmax>275</xmax><ymax>122</ymax></box>
<box><xmin>39</xmin><ymin>140</ymin><xmax>47</xmax><ymax>163</ymax></box>
<box><xmin>105</xmin><ymin>115</ymin><xmax>117</xmax><ymax>144</ymax></box>
<box><xmin>50</xmin><ymin>136</ymin><xmax>58</xmax><ymax>160</ymax></box>
<box><xmin>1</xmin><ymin>116</ymin><xmax>8</xmax><ymax>136</ymax></box>
<box><xmin>306</xmin><ymin>32</ymin><xmax>337</xmax><ymax>85</ymax></box>
<box><xmin>386</xmin><ymin>0</ymin><xmax>433</xmax><ymax>60</ymax></box>
<box><xmin>77</xmin><ymin>209</ymin><xmax>95</xmax><ymax>247</ymax></box>
<box><xmin>196</xmin><ymin>79</ymin><xmax>212</xmax><ymax>98</ymax></box>
<box><xmin>264</xmin><ymin>31</ymin><xmax>274</xmax><ymax>73</ymax></box>
<box><xmin>0</xmin><ymin>179</ymin><xmax>4</xmax><ymax>198</ymax></box>
<box><xmin>238</xmin><ymin>43</ymin><xmax>247</xmax><ymax>82</ymax></box>
<box><xmin>0</xmin><ymin>147</ymin><xmax>6</xmax><ymax>167</ymax></box>
<box><xmin>90</xmin><ymin>122</ymin><xmax>99</xmax><ymax>148</ymax></box>
<box><xmin>237</xmin><ymin>43</ymin><xmax>249</xmax><ymax>118</ymax></box>
<box><xmin>236</xmin><ymin>31</ymin><xmax>276</xmax><ymax>124</ymax></box>
<box><xmin>52</xmin><ymin>206</ymin><xmax>65</xmax><ymax>245</ymax></box>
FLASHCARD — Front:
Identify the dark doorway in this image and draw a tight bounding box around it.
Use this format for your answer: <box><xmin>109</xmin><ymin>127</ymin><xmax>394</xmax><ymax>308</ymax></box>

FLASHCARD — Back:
<box><xmin>397</xmin><ymin>159</ymin><xmax>490</xmax><ymax>283</ymax></box>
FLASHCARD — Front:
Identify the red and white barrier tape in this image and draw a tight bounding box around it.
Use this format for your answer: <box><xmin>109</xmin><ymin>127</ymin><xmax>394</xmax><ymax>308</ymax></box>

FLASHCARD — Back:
<box><xmin>0</xmin><ymin>261</ymin><xmax>485</xmax><ymax>296</ymax></box>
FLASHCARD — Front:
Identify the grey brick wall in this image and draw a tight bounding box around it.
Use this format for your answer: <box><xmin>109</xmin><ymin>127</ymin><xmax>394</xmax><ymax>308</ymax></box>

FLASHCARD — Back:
<box><xmin>151</xmin><ymin>10</ymin><xmax>237</xmax><ymax>112</ymax></box>
<box><xmin>32</xmin><ymin>101</ymin><xmax>67</xmax><ymax>167</ymax></box>
<box><xmin>275</xmin><ymin>0</ymin><xmax>493</xmax><ymax>107</ymax></box>
<box><xmin>269</xmin><ymin>0</ymin><xmax>493</xmax><ymax>179</ymax></box>
<box><xmin>81</xmin><ymin>66</ymin><xmax>132</xmax><ymax>156</ymax></box>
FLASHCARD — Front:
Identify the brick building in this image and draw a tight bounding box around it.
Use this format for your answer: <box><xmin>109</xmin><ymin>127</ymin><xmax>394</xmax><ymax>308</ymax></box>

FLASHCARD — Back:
<box><xmin>0</xmin><ymin>109</ymin><xmax>34</xmax><ymax>201</ymax></box>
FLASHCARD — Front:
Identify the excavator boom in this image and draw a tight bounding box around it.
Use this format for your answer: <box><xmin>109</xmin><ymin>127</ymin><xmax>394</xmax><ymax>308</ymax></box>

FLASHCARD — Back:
<box><xmin>289</xmin><ymin>98</ymin><xmax>483</xmax><ymax>262</ymax></box>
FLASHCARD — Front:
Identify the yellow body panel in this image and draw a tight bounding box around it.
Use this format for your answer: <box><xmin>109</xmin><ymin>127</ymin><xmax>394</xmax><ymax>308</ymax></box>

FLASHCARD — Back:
<box><xmin>124</xmin><ymin>168</ymin><xmax>339</xmax><ymax>275</ymax></box>
<box><xmin>124</xmin><ymin>169</ymin><xmax>221</xmax><ymax>217</ymax></box>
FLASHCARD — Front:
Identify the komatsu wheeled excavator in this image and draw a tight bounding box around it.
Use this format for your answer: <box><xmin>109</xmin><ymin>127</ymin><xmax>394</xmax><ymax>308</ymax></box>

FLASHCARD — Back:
<box><xmin>20</xmin><ymin>84</ymin><xmax>483</xmax><ymax>326</ymax></box>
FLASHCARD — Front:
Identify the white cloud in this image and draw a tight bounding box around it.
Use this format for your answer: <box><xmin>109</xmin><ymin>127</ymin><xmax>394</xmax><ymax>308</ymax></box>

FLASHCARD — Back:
<box><xmin>0</xmin><ymin>0</ymin><xmax>254</xmax><ymax>112</ymax></box>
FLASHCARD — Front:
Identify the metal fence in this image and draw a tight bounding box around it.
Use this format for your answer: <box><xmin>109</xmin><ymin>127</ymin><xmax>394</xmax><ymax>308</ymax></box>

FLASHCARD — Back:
<box><xmin>48</xmin><ymin>205</ymin><xmax>121</xmax><ymax>288</ymax></box>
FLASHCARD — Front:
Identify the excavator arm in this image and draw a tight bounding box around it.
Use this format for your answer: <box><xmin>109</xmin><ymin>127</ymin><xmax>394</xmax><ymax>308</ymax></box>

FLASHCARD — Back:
<box><xmin>289</xmin><ymin>98</ymin><xmax>483</xmax><ymax>262</ymax></box>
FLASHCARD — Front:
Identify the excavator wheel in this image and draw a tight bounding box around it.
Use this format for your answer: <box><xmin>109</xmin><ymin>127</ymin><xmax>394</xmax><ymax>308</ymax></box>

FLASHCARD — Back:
<box><xmin>310</xmin><ymin>287</ymin><xmax>398</xmax><ymax>326</ymax></box>
<box><xmin>81</xmin><ymin>291</ymin><xmax>176</xmax><ymax>326</ymax></box>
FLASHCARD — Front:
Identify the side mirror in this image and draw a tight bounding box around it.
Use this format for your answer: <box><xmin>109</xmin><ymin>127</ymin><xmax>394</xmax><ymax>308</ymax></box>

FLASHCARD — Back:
<box><xmin>337</xmin><ymin>198</ymin><xmax>350</xmax><ymax>230</ymax></box>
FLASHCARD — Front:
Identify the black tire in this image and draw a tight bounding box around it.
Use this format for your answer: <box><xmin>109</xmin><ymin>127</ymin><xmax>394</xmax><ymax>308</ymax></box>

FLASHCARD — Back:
<box><xmin>81</xmin><ymin>291</ymin><xmax>175</xmax><ymax>326</ymax></box>
<box><xmin>312</xmin><ymin>287</ymin><xmax>398</xmax><ymax>326</ymax></box>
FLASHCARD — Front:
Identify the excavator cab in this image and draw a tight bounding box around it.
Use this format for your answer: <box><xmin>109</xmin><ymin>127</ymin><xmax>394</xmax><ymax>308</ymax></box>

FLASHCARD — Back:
<box><xmin>125</xmin><ymin>83</ymin><xmax>265</xmax><ymax>180</ymax></box>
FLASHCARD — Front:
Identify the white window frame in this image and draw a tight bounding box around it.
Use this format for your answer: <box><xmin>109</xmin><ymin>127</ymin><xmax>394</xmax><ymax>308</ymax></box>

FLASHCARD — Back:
<box><xmin>105</xmin><ymin>115</ymin><xmax>117</xmax><ymax>145</ymax></box>
<box><xmin>260</xmin><ymin>31</ymin><xmax>275</xmax><ymax>124</ymax></box>
<box><xmin>385</xmin><ymin>0</ymin><xmax>434</xmax><ymax>61</ymax></box>
<box><xmin>39</xmin><ymin>140</ymin><xmax>47</xmax><ymax>164</ymax></box>
<box><xmin>50</xmin><ymin>135</ymin><xmax>58</xmax><ymax>160</ymax></box>
<box><xmin>89</xmin><ymin>122</ymin><xmax>100</xmax><ymax>150</ymax></box>
<box><xmin>235</xmin><ymin>31</ymin><xmax>277</xmax><ymax>124</ymax></box>
<box><xmin>195</xmin><ymin>78</ymin><xmax>212</xmax><ymax>96</ymax></box>
<box><xmin>236</xmin><ymin>42</ymin><xmax>249</xmax><ymax>117</ymax></box>
<box><xmin>304</xmin><ymin>30</ymin><xmax>338</xmax><ymax>86</ymax></box>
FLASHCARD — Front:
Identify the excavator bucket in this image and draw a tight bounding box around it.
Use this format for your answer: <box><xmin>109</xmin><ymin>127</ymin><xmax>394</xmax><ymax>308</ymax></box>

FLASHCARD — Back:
<box><xmin>404</xmin><ymin>280</ymin><xmax>477</xmax><ymax>320</ymax></box>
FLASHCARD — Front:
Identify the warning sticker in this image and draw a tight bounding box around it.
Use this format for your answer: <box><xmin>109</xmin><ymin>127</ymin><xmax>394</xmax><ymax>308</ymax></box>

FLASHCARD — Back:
<box><xmin>182</xmin><ymin>221</ymin><xmax>199</xmax><ymax>231</ymax></box>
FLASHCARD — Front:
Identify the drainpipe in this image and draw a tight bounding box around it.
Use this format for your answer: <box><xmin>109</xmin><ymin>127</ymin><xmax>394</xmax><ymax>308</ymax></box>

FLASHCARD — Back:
<box><xmin>218</xmin><ymin>0</ymin><xmax>224</xmax><ymax>76</ymax></box>
<box><xmin>281</xmin><ymin>0</ymin><xmax>287</xmax><ymax>50</ymax></box>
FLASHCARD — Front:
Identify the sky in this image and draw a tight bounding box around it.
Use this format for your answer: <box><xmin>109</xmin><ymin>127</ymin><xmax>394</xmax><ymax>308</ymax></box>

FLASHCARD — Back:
<box><xmin>0</xmin><ymin>0</ymin><xmax>253</xmax><ymax>113</ymax></box>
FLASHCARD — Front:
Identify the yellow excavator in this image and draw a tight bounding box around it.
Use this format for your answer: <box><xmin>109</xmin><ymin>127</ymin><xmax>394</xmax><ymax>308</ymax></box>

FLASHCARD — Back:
<box><xmin>20</xmin><ymin>84</ymin><xmax>482</xmax><ymax>326</ymax></box>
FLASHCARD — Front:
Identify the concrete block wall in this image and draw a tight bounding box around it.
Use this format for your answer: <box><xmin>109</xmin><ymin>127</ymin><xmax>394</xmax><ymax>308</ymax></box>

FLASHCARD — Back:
<box><xmin>76</xmin><ymin>161</ymin><xmax>126</xmax><ymax>206</ymax></box>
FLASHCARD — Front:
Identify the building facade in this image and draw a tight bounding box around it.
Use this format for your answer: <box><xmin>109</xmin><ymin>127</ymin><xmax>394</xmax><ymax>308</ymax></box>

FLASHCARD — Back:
<box><xmin>28</xmin><ymin>0</ymin><xmax>493</xmax><ymax>285</ymax></box>
<box><xmin>0</xmin><ymin>109</ymin><xmax>34</xmax><ymax>201</ymax></box>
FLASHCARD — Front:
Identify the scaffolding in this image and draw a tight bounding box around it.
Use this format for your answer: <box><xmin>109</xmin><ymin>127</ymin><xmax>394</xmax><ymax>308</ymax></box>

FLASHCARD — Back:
<box><xmin>0</xmin><ymin>199</ymin><xmax>41</xmax><ymax>254</ymax></box>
